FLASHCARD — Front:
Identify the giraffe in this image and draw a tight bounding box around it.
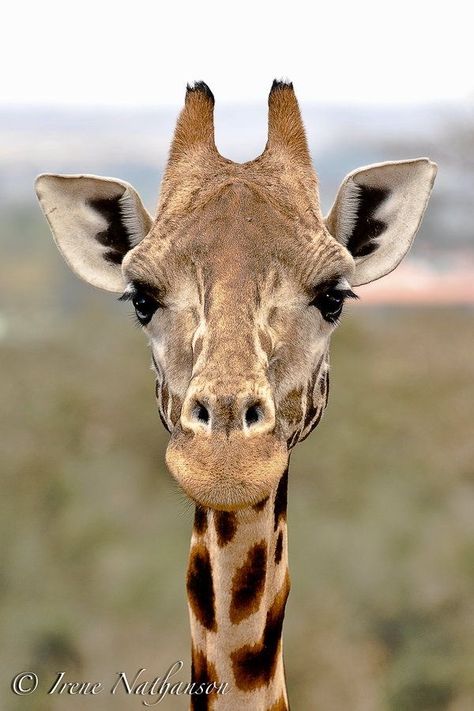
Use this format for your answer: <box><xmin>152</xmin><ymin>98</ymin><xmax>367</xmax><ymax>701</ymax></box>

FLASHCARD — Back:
<box><xmin>35</xmin><ymin>80</ymin><xmax>437</xmax><ymax>710</ymax></box>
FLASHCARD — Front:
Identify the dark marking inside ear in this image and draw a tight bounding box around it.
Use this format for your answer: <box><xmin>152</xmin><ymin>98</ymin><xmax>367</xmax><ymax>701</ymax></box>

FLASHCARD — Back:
<box><xmin>231</xmin><ymin>572</ymin><xmax>290</xmax><ymax>690</ymax></box>
<box><xmin>230</xmin><ymin>541</ymin><xmax>267</xmax><ymax>624</ymax></box>
<box><xmin>187</xmin><ymin>544</ymin><xmax>217</xmax><ymax>632</ymax></box>
<box><xmin>274</xmin><ymin>470</ymin><xmax>288</xmax><ymax>532</ymax></box>
<box><xmin>213</xmin><ymin>511</ymin><xmax>237</xmax><ymax>547</ymax></box>
<box><xmin>191</xmin><ymin>645</ymin><xmax>219</xmax><ymax>710</ymax></box>
<box><xmin>274</xmin><ymin>531</ymin><xmax>283</xmax><ymax>565</ymax></box>
<box><xmin>88</xmin><ymin>195</ymin><xmax>132</xmax><ymax>265</ymax></box>
<box><xmin>346</xmin><ymin>185</ymin><xmax>390</xmax><ymax>258</ymax></box>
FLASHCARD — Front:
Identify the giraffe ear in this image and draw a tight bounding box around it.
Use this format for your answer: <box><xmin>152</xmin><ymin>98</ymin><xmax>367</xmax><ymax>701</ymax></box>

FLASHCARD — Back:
<box><xmin>325</xmin><ymin>159</ymin><xmax>437</xmax><ymax>286</ymax></box>
<box><xmin>35</xmin><ymin>174</ymin><xmax>153</xmax><ymax>292</ymax></box>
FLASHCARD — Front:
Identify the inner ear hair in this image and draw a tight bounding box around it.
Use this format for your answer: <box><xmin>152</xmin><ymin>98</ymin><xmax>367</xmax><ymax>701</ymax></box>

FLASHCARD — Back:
<box><xmin>338</xmin><ymin>182</ymin><xmax>390</xmax><ymax>258</ymax></box>
<box><xmin>117</xmin><ymin>190</ymin><xmax>150</xmax><ymax>248</ymax></box>
<box><xmin>88</xmin><ymin>189</ymin><xmax>151</xmax><ymax>265</ymax></box>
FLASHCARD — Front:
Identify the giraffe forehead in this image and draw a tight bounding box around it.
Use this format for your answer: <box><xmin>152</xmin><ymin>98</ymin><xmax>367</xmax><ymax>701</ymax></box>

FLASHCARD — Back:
<box><xmin>125</xmin><ymin>181</ymin><xmax>353</xmax><ymax>298</ymax></box>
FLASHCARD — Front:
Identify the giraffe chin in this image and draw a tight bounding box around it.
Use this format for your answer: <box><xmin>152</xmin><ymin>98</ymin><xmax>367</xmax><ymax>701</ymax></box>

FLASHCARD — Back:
<box><xmin>165</xmin><ymin>428</ymin><xmax>288</xmax><ymax>511</ymax></box>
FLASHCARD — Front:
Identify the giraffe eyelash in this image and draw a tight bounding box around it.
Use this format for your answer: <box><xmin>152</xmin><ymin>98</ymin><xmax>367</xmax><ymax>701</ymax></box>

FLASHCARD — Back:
<box><xmin>118</xmin><ymin>280</ymin><xmax>162</xmax><ymax>301</ymax></box>
<box><xmin>118</xmin><ymin>290</ymin><xmax>133</xmax><ymax>302</ymax></box>
<box><xmin>310</xmin><ymin>283</ymin><xmax>359</xmax><ymax>303</ymax></box>
<box><xmin>337</xmin><ymin>288</ymin><xmax>359</xmax><ymax>300</ymax></box>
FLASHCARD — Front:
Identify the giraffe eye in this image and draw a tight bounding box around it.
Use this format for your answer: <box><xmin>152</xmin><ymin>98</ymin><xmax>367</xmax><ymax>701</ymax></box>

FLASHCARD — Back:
<box><xmin>132</xmin><ymin>292</ymin><xmax>159</xmax><ymax>325</ymax></box>
<box><xmin>311</xmin><ymin>285</ymin><xmax>357</xmax><ymax>323</ymax></box>
<box><xmin>317</xmin><ymin>291</ymin><xmax>344</xmax><ymax>322</ymax></box>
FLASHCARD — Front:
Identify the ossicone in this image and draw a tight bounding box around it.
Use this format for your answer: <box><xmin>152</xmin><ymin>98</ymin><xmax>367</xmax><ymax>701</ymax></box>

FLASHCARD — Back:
<box><xmin>264</xmin><ymin>78</ymin><xmax>312</xmax><ymax>167</ymax></box>
<box><xmin>168</xmin><ymin>80</ymin><xmax>218</xmax><ymax>163</ymax></box>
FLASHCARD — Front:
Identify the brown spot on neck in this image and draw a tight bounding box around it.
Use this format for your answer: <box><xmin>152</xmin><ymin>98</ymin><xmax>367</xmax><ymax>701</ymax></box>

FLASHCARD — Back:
<box><xmin>230</xmin><ymin>541</ymin><xmax>267</xmax><ymax>624</ymax></box>
<box><xmin>231</xmin><ymin>571</ymin><xmax>291</xmax><ymax>690</ymax></box>
<box><xmin>194</xmin><ymin>506</ymin><xmax>208</xmax><ymax>535</ymax></box>
<box><xmin>191</xmin><ymin>645</ymin><xmax>219</xmax><ymax>710</ymax></box>
<box><xmin>187</xmin><ymin>544</ymin><xmax>217</xmax><ymax>632</ymax></box>
<box><xmin>213</xmin><ymin>510</ymin><xmax>237</xmax><ymax>547</ymax></box>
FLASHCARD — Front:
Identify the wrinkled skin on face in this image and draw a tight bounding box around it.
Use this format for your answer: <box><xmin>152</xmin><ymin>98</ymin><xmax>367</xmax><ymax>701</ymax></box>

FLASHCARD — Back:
<box><xmin>123</xmin><ymin>174</ymin><xmax>354</xmax><ymax>510</ymax></box>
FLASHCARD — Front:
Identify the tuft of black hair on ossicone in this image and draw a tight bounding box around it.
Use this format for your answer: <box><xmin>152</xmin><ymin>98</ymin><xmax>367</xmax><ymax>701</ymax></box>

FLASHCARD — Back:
<box><xmin>270</xmin><ymin>79</ymin><xmax>294</xmax><ymax>95</ymax></box>
<box><xmin>186</xmin><ymin>81</ymin><xmax>215</xmax><ymax>105</ymax></box>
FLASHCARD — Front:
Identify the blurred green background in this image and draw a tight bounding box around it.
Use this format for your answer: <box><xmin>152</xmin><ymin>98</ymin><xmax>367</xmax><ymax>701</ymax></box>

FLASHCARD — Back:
<box><xmin>1</xmin><ymin>105</ymin><xmax>473</xmax><ymax>711</ymax></box>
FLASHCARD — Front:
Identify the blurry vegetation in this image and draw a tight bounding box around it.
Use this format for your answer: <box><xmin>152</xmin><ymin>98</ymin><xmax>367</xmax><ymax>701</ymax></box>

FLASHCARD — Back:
<box><xmin>289</xmin><ymin>307</ymin><xmax>474</xmax><ymax>710</ymax></box>
<box><xmin>1</xmin><ymin>206</ymin><xmax>473</xmax><ymax>710</ymax></box>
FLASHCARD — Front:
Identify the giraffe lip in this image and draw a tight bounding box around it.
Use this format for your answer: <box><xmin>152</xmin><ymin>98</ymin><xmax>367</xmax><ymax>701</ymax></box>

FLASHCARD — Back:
<box><xmin>165</xmin><ymin>427</ymin><xmax>288</xmax><ymax>511</ymax></box>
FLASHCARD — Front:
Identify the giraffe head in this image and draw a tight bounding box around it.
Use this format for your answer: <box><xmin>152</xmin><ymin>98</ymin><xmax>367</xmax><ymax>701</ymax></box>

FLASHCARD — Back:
<box><xmin>35</xmin><ymin>81</ymin><xmax>436</xmax><ymax>511</ymax></box>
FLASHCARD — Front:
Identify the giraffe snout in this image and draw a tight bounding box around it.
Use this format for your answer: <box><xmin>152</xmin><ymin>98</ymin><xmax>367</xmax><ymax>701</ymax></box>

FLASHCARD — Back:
<box><xmin>166</xmin><ymin>379</ymin><xmax>287</xmax><ymax>510</ymax></box>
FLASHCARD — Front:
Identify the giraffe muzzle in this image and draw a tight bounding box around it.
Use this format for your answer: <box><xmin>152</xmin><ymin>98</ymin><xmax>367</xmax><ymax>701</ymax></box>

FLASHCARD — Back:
<box><xmin>166</xmin><ymin>386</ymin><xmax>286</xmax><ymax>510</ymax></box>
<box><xmin>165</xmin><ymin>425</ymin><xmax>288</xmax><ymax>511</ymax></box>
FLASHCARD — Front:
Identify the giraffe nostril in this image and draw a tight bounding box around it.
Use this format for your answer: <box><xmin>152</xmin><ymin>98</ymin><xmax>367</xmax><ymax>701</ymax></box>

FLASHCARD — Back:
<box><xmin>183</xmin><ymin>392</ymin><xmax>274</xmax><ymax>433</ymax></box>
<box><xmin>244</xmin><ymin>403</ymin><xmax>263</xmax><ymax>428</ymax></box>
<box><xmin>193</xmin><ymin>401</ymin><xmax>210</xmax><ymax>425</ymax></box>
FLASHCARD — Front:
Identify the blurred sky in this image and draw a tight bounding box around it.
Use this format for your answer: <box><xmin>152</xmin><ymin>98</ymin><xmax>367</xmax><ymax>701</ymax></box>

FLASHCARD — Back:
<box><xmin>3</xmin><ymin>0</ymin><xmax>473</xmax><ymax>107</ymax></box>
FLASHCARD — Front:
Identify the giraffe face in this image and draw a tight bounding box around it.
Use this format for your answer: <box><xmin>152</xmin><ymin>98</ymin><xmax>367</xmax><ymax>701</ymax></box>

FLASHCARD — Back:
<box><xmin>122</xmin><ymin>181</ymin><xmax>355</xmax><ymax>510</ymax></box>
<box><xmin>35</xmin><ymin>81</ymin><xmax>437</xmax><ymax>511</ymax></box>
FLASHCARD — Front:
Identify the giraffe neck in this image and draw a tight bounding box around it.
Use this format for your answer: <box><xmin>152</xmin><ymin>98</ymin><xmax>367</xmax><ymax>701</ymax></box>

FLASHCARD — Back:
<box><xmin>186</xmin><ymin>469</ymin><xmax>290</xmax><ymax>711</ymax></box>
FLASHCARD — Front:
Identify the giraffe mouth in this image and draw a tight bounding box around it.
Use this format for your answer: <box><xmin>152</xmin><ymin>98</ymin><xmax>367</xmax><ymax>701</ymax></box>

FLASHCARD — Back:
<box><xmin>165</xmin><ymin>427</ymin><xmax>288</xmax><ymax>511</ymax></box>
